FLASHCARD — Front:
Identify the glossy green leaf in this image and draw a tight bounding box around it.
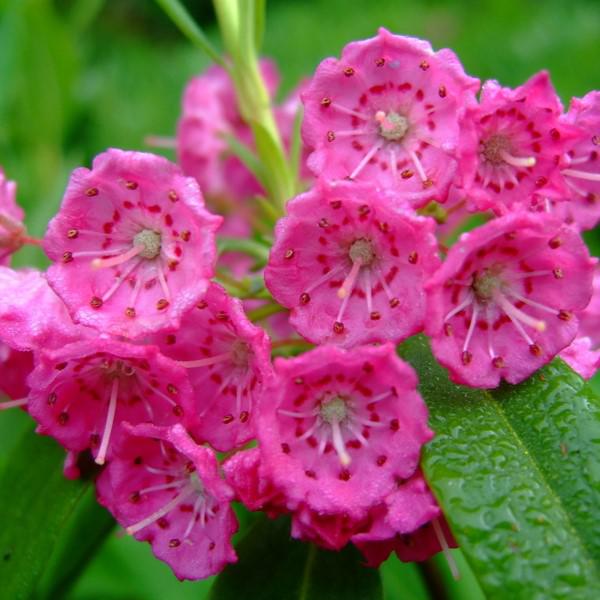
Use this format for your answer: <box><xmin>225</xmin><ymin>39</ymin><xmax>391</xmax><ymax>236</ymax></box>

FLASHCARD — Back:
<box><xmin>0</xmin><ymin>425</ymin><xmax>105</xmax><ymax>600</ymax></box>
<box><xmin>400</xmin><ymin>336</ymin><xmax>600</xmax><ymax>599</ymax></box>
<box><xmin>209</xmin><ymin>514</ymin><xmax>383</xmax><ymax>600</ymax></box>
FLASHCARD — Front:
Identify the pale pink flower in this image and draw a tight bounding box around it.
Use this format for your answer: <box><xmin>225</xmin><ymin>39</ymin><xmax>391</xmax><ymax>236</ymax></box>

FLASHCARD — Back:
<box><xmin>426</xmin><ymin>212</ymin><xmax>596</xmax><ymax>388</ymax></box>
<box><xmin>43</xmin><ymin>149</ymin><xmax>222</xmax><ymax>339</ymax></box>
<box><xmin>177</xmin><ymin>61</ymin><xmax>279</xmax><ymax>202</ymax></box>
<box><xmin>457</xmin><ymin>72</ymin><xmax>577</xmax><ymax>214</ymax></box>
<box><xmin>556</xmin><ymin>91</ymin><xmax>600</xmax><ymax>230</ymax></box>
<box><xmin>560</xmin><ymin>337</ymin><xmax>600</xmax><ymax>380</ymax></box>
<box><xmin>0</xmin><ymin>168</ymin><xmax>25</xmax><ymax>265</ymax></box>
<box><xmin>302</xmin><ymin>28</ymin><xmax>479</xmax><ymax>207</ymax></box>
<box><xmin>265</xmin><ymin>181</ymin><xmax>439</xmax><ymax>348</ymax></box>
<box><xmin>97</xmin><ymin>423</ymin><xmax>237</xmax><ymax>580</ymax></box>
<box><xmin>150</xmin><ymin>283</ymin><xmax>273</xmax><ymax>452</ymax></box>
<box><xmin>27</xmin><ymin>338</ymin><xmax>194</xmax><ymax>465</ymax></box>
<box><xmin>255</xmin><ymin>344</ymin><xmax>432</xmax><ymax>520</ymax></box>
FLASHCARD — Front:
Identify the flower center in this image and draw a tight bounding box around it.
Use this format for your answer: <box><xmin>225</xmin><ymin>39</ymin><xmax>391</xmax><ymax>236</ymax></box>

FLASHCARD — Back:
<box><xmin>319</xmin><ymin>396</ymin><xmax>348</xmax><ymax>425</ymax></box>
<box><xmin>472</xmin><ymin>265</ymin><xmax>504</xmax><ymax>303</ymax></box>
<box><xmin>133</xmin><ymin>229</ymin><xmax>162</xmax><ymax>259</ymax></box>
<box><xmin>375</xmin><ymin>110</ymin><xmax>409</xmax><ymax>142</ymax></box>
<box><xmin>481</xmin><ymin>135</ymin><xmax>511</xmax><ymax>166</ymax></box>
<box><xmin>349</xmin><ymin>238</ymin><xmax>376</xmax><ymax>266</ymax></box>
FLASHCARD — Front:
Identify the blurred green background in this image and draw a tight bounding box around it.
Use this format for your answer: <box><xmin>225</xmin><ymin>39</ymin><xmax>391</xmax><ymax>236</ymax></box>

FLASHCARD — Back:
<box><xmin>0</xmin><ymin>0</ymin><xmax>599</xmax><ymax>598</ymax></box>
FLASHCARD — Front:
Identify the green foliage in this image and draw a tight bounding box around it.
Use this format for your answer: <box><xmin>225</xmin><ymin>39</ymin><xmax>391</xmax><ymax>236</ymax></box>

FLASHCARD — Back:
<box><xmin>400</xmin><ymin>336</ymin><xmax>600</xmax><ymax>599</ymax></box>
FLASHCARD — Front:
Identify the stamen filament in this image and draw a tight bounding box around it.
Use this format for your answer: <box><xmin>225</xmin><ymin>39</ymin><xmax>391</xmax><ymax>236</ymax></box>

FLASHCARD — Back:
<box><xmin>156</xmin><ymin>261</ymin><xmax>171</xmax><ymax>301</ymax></box>
<box><xmin>330</xmin><ymin>103</ymin><xmax>370</xmax><ymax>120</ymax></box>
<box><xmin>306</xmin><ymin>264</ymin><xmax>344</xmax><ymax>293</ymax></box>
<box><xmin>495</xmin><ymin>292</ymin><xmax>546</xmax><ymax>332</ymax></box>
<box><xmin>0</xmin><ymin>397</ymin><xmax>28</xmax><ymax>409</ymax></box>
<box><xmin>183</xmin><ymin>495</ymin><xmax>206</xmax><ymax>539</ymax></box>
<box><xmin>102</xmin><ymin>258</ymin><xmax>142</xmax><ymax>303</ymax></box>
<box><xmin>338</xmin><ymin>259</ymin><xmax>362</xmax><ymax>299</ymax></box>
<box><xmin>463</xmin><ymin>304</ymin><xmax>479</xmax><ymax>353</ymax></box>
<box><xmin>349</xmin><ymin>141</ymin><xmax>383</xmax><ymax>179</ymax></box>
<box><xmin>499</xmin><ymin>150</ymin><xmax>536</xmax><ymax>168</ymax></box>
<box><xmin>278</xmin><ymin>408</ymin><xmax>318</xmax><ymax>418</ymax></box>
<box><xmin>364</xmin><ymin>269</ymin><xmax>373</xmax><ymax>315</ymax></box>
<box><xmin>95</xmin><ymin>378</ymin><xmax>119</xmax><ymax>465</ymax></box>
<box><xmin>92</xmin><ymin>244</ymin><xmax>145</xmax><ymax>269</ymax></box>
<box><xmin>330</xmin><ymin>419</ymin><xmax>351</xmax><ymax>466</ymax></box>
<box><xmin>177</xmin><ymin>352</ymin><xmax>231</xmax><ymax>368</ymax></box>
<box><xmin>139</xmin><ymin>480</ymin><xmax>187</xmax><ymax>495</ymax></box>
<box><xmin>408</xmin><ymin>150</ymin><xmax>428</xmax><ymax>182</ymax></box>
<box><xmin>432</xmin><ymin>518</ymin><xmax>460</xmax><ymax>581</ymax></box>
<box><xmin>444</xmin><ymin>293</ymin><xmax>474</xmax><ymax>322</ymax></box>
<box><xmin>561</xmin><ymin>168</ymin><xmax>600</xmax><ymax>182</ymax></box>
<box><xmin>126</xmin><ymin>487</ymin><xmax>195</xmax><ymax>535</ymax></box>
<box><xmin>505</xmin><ymin>289</ymin><xmax>559</xmax><ymax>315</ymax></box>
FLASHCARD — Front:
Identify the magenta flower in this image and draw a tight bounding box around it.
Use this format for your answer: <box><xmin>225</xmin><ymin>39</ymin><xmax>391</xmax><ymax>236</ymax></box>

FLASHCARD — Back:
<box><xmin>255</xmin><ymin>344</ymin><xmax>432</xmax><ymax>520</ymax></box>
<box><xmin>0</xmin><ymin>168</ymin><xmax>25</xmax><ymax>265</ymax></box>
<box><xmin>265</xmin><ymin>182</ymin><xmax>439</xmax><ymax>348</ymax></box>
<box><xmin>426</xmin><ymin>212</ymin><xmax>596</xmax><ymax>388</ymax></box>
<box><xmin>560</xmin><ymin>337</ymin><xmax>600</xmax><ymax>380</ymax></box>
<box><xmin>351</xmin><ymin>472</ymin><xmax>450</xmax><ymax>567</ymax></box>
<box><xmin>556</xmin><ymin>91</ymin><xmax>600</xmax><ymax>230</ymax></box>
<box><xmin>0</xmin><ymin>345</ymin><xmax>33</xmax><ymax>409</ymax></box>
<box><xmin>150</xmin><ymin>283</ymin><xmax>273</xmax><ymax>452</ymax></box>
<box><xmin>97</xmin><ymin>423</ymin><xmax>237</xmax><ymax>581</ymax></box>
<box><xmin>302</xmin><ymin>28</ymin><xmax>479</xmax><ymax>207</ymax></box>
<box><xmin>43</xmin><ymin>149</ymin><xmax>222</xmax><ymax>339</ymax></box>
<box><xmin>177</xmin><ymin>61</ymin><xmax>279</xmax><ymax>202</ymax></box>
<box><xmin>457</xmin><ymin>72</ymin><xmax>576</xmax><ymax>213</ymax></box>
<box><xmin>27</xmin><ymin>338</ymin><xmax>194</xmax><ymax>465</ymax></box>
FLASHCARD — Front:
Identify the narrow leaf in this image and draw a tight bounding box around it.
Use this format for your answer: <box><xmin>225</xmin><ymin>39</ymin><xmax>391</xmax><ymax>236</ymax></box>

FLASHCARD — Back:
<box><xmin>209</xmin><ymin>514</ymin><xmax>383</xmax><ymax>600</ymax></box>
<box><xmin>400</xmin><ymin>335</ymin><xmax>600</xmax><ymax>599</ymax></box>
<box><xmin>0</xmin><ymin>425</ymin><xmax>99</xmax><ymax>600</ymax></box>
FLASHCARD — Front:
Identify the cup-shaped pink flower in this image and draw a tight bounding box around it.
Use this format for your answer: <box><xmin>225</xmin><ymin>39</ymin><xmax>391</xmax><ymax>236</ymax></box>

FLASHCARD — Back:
<box><xmin>43</xmin><ymin>149</ymin><xmax>222</xmax><ymax>339</ymax></box>
<box><xmin>426</xmin><ymin>212</ymin><xmax>596</xmax><ymax>388</ymax></box>
<box><xmin>177</xmin><ymin>61</ymin><xmax>279</xmax><ymax>202</ymax></box>
<box><xmin>302</xmin><ymin>28</ymin><xmax>479</xmax><ymax>207</ymax></box>
<box><xmin>0</xmin><ymin>168</ymin><xmax>25</xmax><ymax>265</ymax></box>
<box><xmin>150</xmin><ymin>283</ymin><xmax>273</xmax><ymax>452</ymax></box>
<box><xmin>28</xmin><ymin>339</ymin><xmax>194</xmax><ymax>465</ymax></box>
<box><xmin>97</xmin><ymin>423</ymin><xmax>237</xmax><ymax>580</ymax></box>
<box><xmin>556</xmin><ymin>91</ymin><xmax>600</xmax><ymax>230</ymax></box>
<box><xmin>255</xmin><ymin>344</ymin><xmax>432</xmax><ymax>519</ymax></box>
<box><xmin>265</xmin><ymin>182</ymin><xmax>440</xmax><ymax>348</ymax></box>
<box><xmin>457</xmin><ymin>72</ymin><xmax>578</xmax><ymax>214</ymax></box>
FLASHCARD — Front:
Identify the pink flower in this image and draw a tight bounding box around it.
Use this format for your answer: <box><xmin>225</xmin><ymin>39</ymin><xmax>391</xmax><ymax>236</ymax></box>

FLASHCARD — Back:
<box><xmin>0</xmin><ymin>267</ymin><xmax>86</xmax><ymax>352</ymax></box>
<box><xmin>97</xmin><ymin>423</ymin><xmax>237</xmax><ymax>580</ymax></box>
<box><xmin>352</xmin><ymin>472</ymin><xmax>453</xmax><ymax>567</ymax></box>
<box><xmin>177</xmin><ymin>61</ymin><xmax>279</xmax><ymax>202</ymax></box>
<box><xmin>302</xmin><ymin>28</ymin><xmax>479</xmax><ymax>207</ymax></box>
<box><xmin>426</xmin><ymin>212</ymin><xmax>596</xmax><ymax>388</ymax></box>
<box><xmin>43</xmin><ymin>149</ymin><xmax>222</xmax><ymax>339</ymax></box>
<box><xmin>457</xmin><ymin>72</ymin><xmax>577</xmax><ymax>214</ymax></box>
<box><xmin>265</xmin><ymin>182</ymin><xmax>439</xmax><ymax>348</ymax></box>
<box><xmin>0</xmin><ymin>169</ymin><xmax>25</xmax><ymax>265</ymax></box>
<box><xmin>0</xmin><ymin>345</ymin><xmax>33</xmax><ymax>408</ymax></box>
<box><xmin>556</xmin><ymin>91</ymin><xmax>600</xmax><ymax>230</ymax></box>
<box><xmin>27</xmin><ymin>338</ymin><xmax>194</xmax><ymax>465</ymax></box>
<box><xmin>150</xmin><ymin>283</ymin><xmax>273</xmax><ymax>452</ymax></box>
<box><xmin>560</xmin><ymin>337</ymin><xmax>600</xmax><ymax>380</ymax></box>
<box><xmin>255</xmin><ymin>344</ymin><xmax>432</xmax><ymax>520</ymax></box>
<box><xmin>578</xmin><ymin>266</ymin><xmax>600</xmax><ymax>346</ymax></box>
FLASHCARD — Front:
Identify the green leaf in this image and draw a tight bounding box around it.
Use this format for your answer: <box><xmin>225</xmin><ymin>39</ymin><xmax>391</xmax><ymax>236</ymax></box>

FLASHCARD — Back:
<box><xmin>400</xmin><ymin>336</ymin><xmax>600</xmax><ymax>599</ymax></box>
<box><xmin>209</xmin><ymin>514</ymin><xmax>383</xmax><ymax>600</ymax></box>
<box><xmin>0</xmin><ymin>425</ymin><xmax>107</xmax><ymax>600</ymax></box>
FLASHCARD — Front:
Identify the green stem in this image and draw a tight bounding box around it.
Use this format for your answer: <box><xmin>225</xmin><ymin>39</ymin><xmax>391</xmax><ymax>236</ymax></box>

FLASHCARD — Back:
<box><xmin>154</xmin><ymin>0</ymin><xmax>227</xmax><ymax>68</ymax></box>
<box><xmin>247</xmin><ymin>301</ymin><xmax>286</xmax><ymax>322</ymax></box>
<box><xmin>218</xmin><ymin>236</ymin><xmax>270</xmax><ymax>262</ymax></box>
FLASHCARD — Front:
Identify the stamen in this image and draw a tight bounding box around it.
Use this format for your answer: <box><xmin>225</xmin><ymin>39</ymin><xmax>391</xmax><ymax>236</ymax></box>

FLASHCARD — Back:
<box><xmin>71</xmin><ymin>247</ymin><xmax>130</xmax><ymax>259</ymax></box>
<box><xmin>364</xmin><ymin>269</ymin><xmax>373</xmax><ymax>315</ymax></box>
<box><xmin>408</xmin><ymin>150</ymin><xmax>428</xmax><ymax>182</ymax></box>
<box><xmin>297</xmin><ymin>422</ymin><xmax>319</xmax><ymax>442</ymax></box>
<box><xmin>306</xmin><ymin>264</ymin><xmax>344</xmax><ymax>293</ymax></box>
<box><xmin>333</xmin><ymin>129</ymin><xmax>371</xmax><ymax>137</ymax></box>
<box><xmin>346</xmin><ymin>423</ymin><xmax>369</xmax><ymax>446</ymax></box>
<box><xmin>368</xmin><ymin>390</ymin><xmax>393</xmax><ymax>404</ymax></box>
<box><xmin>101</xmin><ymin>259</ymin><xmax>142</xmax><ymax>303</ymax></box>
<box><xmin>462</xmin><ymin>304</ymin><xmax>479</xmax><ymax>354</ymax></box>
<box><xmin>444</xmin><ymin>293</ymin><xmax>474</xmax><ymax>322</ymax></box>
<box><xmin>95</xmin><ymin>378</ymin><xmax>119</xmax><ymax>465</ymax></box>
<box><xmin>495</xmin><ymin>292</ymin><xmax>546</xmax><ymax>332</ymax></box>
<box><xmin>568</xmin><ymin>155</ymin><xmax>592</xmax><ymax>166</ymax></box>
<box><xmin>338</xmin><ymin>259</ymin><xmax>362</xmax><ymax>299</ymax></box>
<box><xmin>349</xmin><ymin>141</ymin><xmax>384</xmax><ymax>179</ymax></box>
<box><xmin>139</xmin><ymin>480</ymin><xmax>187</xmax><ymax>495</ymax></box>
<box><xmin>498</xmin><ymin>150</ymin><xmax>536</xmax><ymax>168</ymax></box>
<box><xmin>330</xmin><ymin>419</ymin><xmax>351</xmax><ymax>466</ymax></box>
<box><xmin>156</xmin><ymin>261</ymin><xmax>171</xmax><ymax>302</ymax></box>
<box><xmin>388</xmin><ymin>147</ymin><xmax>399</xmax><ymax>182</ymax></box>
<box><xmin>177</xmin><ymin>352</ymin><xmax>231</xmax><ymax>369</ymax></box>
<box><xmin>510</xmin><ymin>270</ymin><xmax>553</xmax><ymax>280</ymax></box>
<box><xmin>504</xmin><ymin>289</ymin><xmax>559</xmax><ymax>315</ymax></box>
<box><xmin>335</xmin><ymin>288</ymin><xmax>351</xmax><ymax>323</ymax></box>
<box><xmin>92</xmin><ymin>244</ymin><xmax>145</xmax><ymax>269</ymax></box>
<box><xmin>561</xmin><ymin>168</ymin><xmax>600</xmax><ymax>182</ymax></box>
<box><xmin>0</xmin><ymin>397</ymin><xmax>28</xmax><ymax>410</ymax></box>
<box><xmin>486</xmin><ymin>306</ymin><xmax>496</xmax><ymax>359</ymax></box>
<box><xmin>183</xmin><ymin>495</ymin><xmax>206</xmax><ymax>540</ymax></box>
<box><xmin>330</xmin><ymin>102</ymin><xmax>370</xmax><ymax>120</ymax></box>
<box><xmin>278</xmin><ymin>408</ymin><xmax>318</xmax><ymax>418</ymax></box>
<box><xmin>235</xmin><ymin>384</ymin><xmax>243</xmax><ymax>415</ymax></box>
<box><xmin>126</xmin><ymin>487</ymin><xmax>195</xmax><ymax>535</ymax></box>
<box><xmin>432</xmin><ymin>518</ymin><xmax>460</xmax><ymax>581</ymax></box>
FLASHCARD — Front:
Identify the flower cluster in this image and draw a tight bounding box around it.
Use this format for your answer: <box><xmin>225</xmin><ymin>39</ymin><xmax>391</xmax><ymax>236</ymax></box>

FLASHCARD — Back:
<box><xmin>1</xmin><ymin>27</ymin><xmax>598</xmax><ymax>581</ymax></box>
